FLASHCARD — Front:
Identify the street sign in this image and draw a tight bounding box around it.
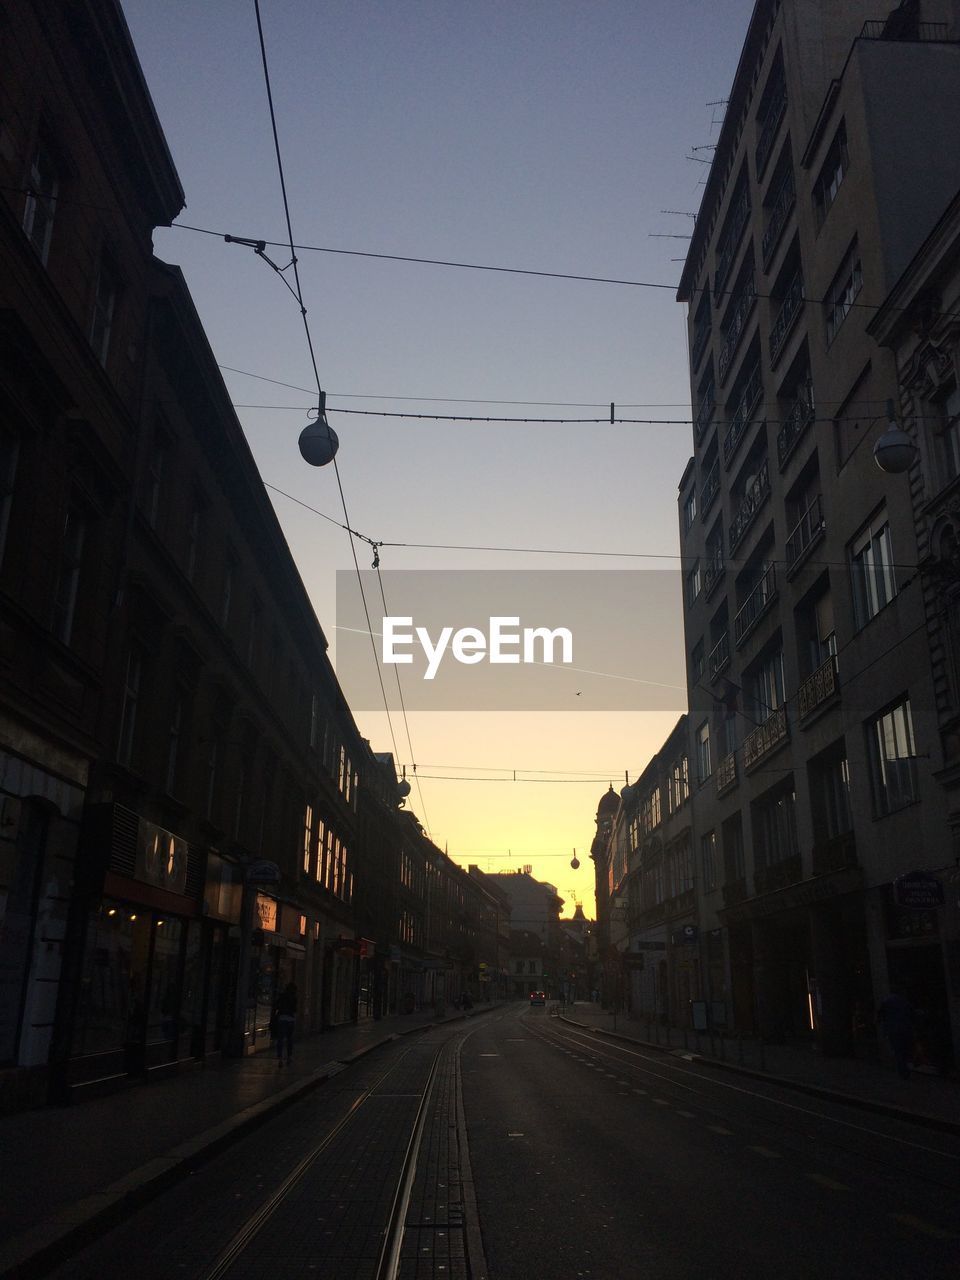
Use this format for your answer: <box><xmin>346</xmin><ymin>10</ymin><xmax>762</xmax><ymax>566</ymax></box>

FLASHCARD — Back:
<box><xmin>894</xmin><ymin>871</ymin><xmax>944</xmax><ymax>908</ymax></box>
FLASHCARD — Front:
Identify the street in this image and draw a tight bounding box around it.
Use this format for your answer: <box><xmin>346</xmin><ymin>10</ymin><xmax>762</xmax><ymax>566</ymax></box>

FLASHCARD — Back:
<box><xmin>33</xmin><ymin>1003</ymin><xmax>959</xmax><ymax>1280</ymax></box>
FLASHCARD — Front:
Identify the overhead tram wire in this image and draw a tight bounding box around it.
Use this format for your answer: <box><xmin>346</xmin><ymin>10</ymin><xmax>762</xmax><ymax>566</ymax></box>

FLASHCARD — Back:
<box><xmin>248</xmin><ymin>1</ymin><xmax>426</xmax><ymax>827</ymax></box>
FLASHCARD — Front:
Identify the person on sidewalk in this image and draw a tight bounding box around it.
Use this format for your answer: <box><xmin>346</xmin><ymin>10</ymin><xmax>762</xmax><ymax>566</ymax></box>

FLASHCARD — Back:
<box><xmin>877</xmin><ymin>988</ymin><xmax>915</xmax><ymax>1080</ymax></box>
<box><xmin>274</xmin><ymin>982</ymin><xmax>297</xmax><ymax>1067</ymax></box>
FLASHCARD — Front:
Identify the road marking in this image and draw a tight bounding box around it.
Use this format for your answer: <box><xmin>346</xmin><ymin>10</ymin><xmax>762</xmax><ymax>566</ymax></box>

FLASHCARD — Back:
<box><xmin>807</xmin><ymin>1174</ymin><xmax>851</xmax><ymax>1192</ymax></box>
<box><xmin>708</xmin><ymin>1125</ymin><xmax>733</xmax><ymax>1135</ymax></box>
<box><xmin>675</xmin><ymin>1110</ymin><xmax>695</xmax><ymax>1118</ymax></box>
<box><xmin>652</xmin><ymin>1098</ymin><xmax>670</xmax><ymax>1106</ymax></box>
<box><xmin>748</xmin><ymin>1146</ymin><xmax>781</xmax><ymax>1159</ymax></box>
<box><xmin>507</xmin><ymin>1132</ymin><xmax>525</xmax><ymax>1137</ymax></box>
<box><xmin>632</xmin><ymin>1089</ymin><xmax>646</xmax><ymax>1095</ymax></box>
<box><xmin>893</xmin><ymin>1214</ymin><xmax>955</xmax><ymax>1240</ymax></box>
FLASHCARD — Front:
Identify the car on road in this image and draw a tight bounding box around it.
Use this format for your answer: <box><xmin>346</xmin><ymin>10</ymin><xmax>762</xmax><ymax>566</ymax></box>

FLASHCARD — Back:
<box><xmin>529</xmin><ymin>990</ymin><xmax>546</xmax><ymax>1006</ymax></box>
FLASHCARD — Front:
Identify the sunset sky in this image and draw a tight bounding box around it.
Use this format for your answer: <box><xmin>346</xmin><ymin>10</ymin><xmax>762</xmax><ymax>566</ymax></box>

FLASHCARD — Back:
<box><xmin>121</xmin><ymin>0</ymin><xmax>755</xmax><ymax>913</ymax></box>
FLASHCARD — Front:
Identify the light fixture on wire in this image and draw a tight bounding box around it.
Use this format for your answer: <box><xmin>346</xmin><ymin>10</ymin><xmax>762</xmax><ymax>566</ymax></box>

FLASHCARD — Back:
<box><xmin>873</xmin><ymin>399</ymin><xmax>918</xmax><ymax>474</ymax></box>
<box><xmin>299</xmin><ymin>390</ymin><xmax>340</xmax><ymax>467</ymax></box>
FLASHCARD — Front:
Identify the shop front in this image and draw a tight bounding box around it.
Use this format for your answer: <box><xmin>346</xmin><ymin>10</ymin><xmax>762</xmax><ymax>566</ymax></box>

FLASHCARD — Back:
<box><xmin>60</xmin><ymin>806</ymin><xmax>214</xmax><ymax>1093</ymax></box>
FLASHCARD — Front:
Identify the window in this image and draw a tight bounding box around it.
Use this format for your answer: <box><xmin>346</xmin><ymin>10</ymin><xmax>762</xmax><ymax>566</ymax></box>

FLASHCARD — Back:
<box><xmin>303</xmin><ymin>804</ymin><xmax>314</xmax><ymax>875</ymax></box>
<box><xmin>309</xmin><ymin>694</ymin><xmax>320</xmax><ymax>750</ymax></box>
<box><xmin>247</xmin><ymin>604</ymin><xmax>260</xmax><ymax>668</ymax></box>
<box><xmin>824</xmin><ymin>242</ymin><xmax>862</xmax><ymax>344</ymax></box>
<box><xmin>185</xmin><ymin>502</ymin><xmax>202</xmax><ymax>584</ymax></box>
<box><xmin>683</xmin><ymin>487</ymin><xmax>697</xmax><ymax>532</ymax></box>
<box><xmin>813</xmin><ymin>122</ymin><xmax>848</xmax><ymax>228</ymax></box>
<box><xmin>205</xmin><ymin>739</ymin><xmax>219</xmax><ymax>822</ymax></box>
<box><xmin>165</xmin><ymin>695</ymin><xmax>182</xmax><ymax>794</ymax></box>
<box><xmin>145</xmin><ymin>433</ymin><xmax>169</xmax><ymax>532</ymax></box>
<box><xmin>701</xmin><ymin>831</ymin><xmax>719</xmax><ymax>893</ymax></box>
<box><xmin>691</xmin><ymin>640</ymin><xmax>705</xmax><ymax>683</ymax></box>
<box><xmin>221</xmin><ymin>560</ymin><xmax>234</xmax><ymax>628</ymax></box>
<box><xmin>747</xmin><ymin>647</ymin><xmax>785</xmax><ymax>721</ymax></box>
<box><xmin>52</xmin><ymin>504</ymin><xmax>86</xmax><ymax>645</ymax></box>
<box><xmin>809</xmin><ymin>745</ymin><xmax>851</xmax><ymax>841</ymax></box>
<box><xmin>696</xmin><ymin>720</ymin><xmax>712</xmax><ymax>783</ymax></box>
<box><xmin>669</xmin><ymin>756</ymin><xmax>690</xmax><ymax>811</ymax></box>
<box><xmin>753</xmin><ymin>784</ymin><xmax>799</xmax><ymax>869</ymax></box>
<box><xmin>0</xmin><ymin>430</ymin><xmax>19</xmax><ymax>569</ymax></box>
<box><xmin>723</xmin><ymin>816</ymin><xmax>745</xmax><ymax>884</ymax></box>
<box><xmin>941</xmin><ymin>384</ymin><xmax>960</xmax><ymax>483</ymax></box>
<box><xmin>676</xmin><ymin>837</ymin><xmax>693</xmax><ymax>893</ymax></box>
<box><xmin>89</xmin><ymin>255</ymin><xmax>118</xmax><ymax>365</ymax></box>
<box><xmin>315</xmin><ymin>818</ymin><xmax>326</xmax><ymax>882</ymax></box>
<box><xmin>686</xmin><ymin>561</ymin><xmax>702</xmax><ymax>606</ymax></box>
<box><xmin>117</xmin><ymin>646</ymin><xmax>142</xmax><ymax>766</ymax></box>
<box><xmin>23</xmin><ymin>144</ymin><xmax>58</xmax><ymax>264</ymax></box>
<box><xmin>867</xmin><ymin>698</ymin><xmax>918</xmax><ymax>815</ymax></box>
<box><xmin>850</xmin><ymin>513</ymin><xmax>896</xmax><ymax>628</ymax></box>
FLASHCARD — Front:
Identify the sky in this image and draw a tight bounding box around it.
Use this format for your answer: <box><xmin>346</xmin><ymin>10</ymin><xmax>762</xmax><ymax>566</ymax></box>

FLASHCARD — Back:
<box><xmin>120</xmin><ymin>0</ymin><xmax>756</xmax><ymax>914</ymax></box>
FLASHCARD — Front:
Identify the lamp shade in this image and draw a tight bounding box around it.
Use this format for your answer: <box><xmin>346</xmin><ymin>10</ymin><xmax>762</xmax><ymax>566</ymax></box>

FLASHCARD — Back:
<box><xmin>299</xmin><ymin>417</ymin><xmax>339</xmax><ymax>467</ymax></box>
<box><xmin>873</xmin><ymin>423</ymin><xmax>917</xmax><ymax>474</ymax></box>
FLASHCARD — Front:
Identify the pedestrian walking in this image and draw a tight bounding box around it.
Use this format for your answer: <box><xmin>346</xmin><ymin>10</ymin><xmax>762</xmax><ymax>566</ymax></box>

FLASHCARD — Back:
<box><xmin>877</xmin><ymin>988</ymin><xmax>915</xmax><ymax>1080</ymax></box>
<box><xmin>274</xmin><ymin>981</ymin><xmax>297</xmax><ymax>1066</ymax></box>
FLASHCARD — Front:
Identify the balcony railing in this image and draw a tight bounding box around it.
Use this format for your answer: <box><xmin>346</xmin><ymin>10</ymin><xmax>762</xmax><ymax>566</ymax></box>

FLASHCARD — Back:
<box><xmin>734</xmin><ymin>563</ymin><xmax>777</xmax><ymax>646</ymax></box>
<box><xmin>798</xmin><ymin>654</ymin><xmax>839</xmax><ymax>720</ymax></box>
<box><xmin>716</xmin><ymin>750</ymin><xmax>737</xmax><ymax>795</ymax></box>
<box><xmin>776</xmin><ymin>383</ymin><xmax>815</xmax><ymax>469</ymax></box>
<box><xmin>859</xmin><ymin>19</ymin><xmax>948</xmax><ymax>40</ymax></box>
<box><xmin>694</xmin><ymin>386</ymin><xmax>715</xmax><ymax>443</ymax></box>
<box><xmin>714</xmin><ymin>188</ymin><xmax>751</xmax><ymax>301</ymax></box>
<box><xmin>812</xmin><ymin>830</ymin><xmax>856</xmax><ymax>877</ymax></box>
<box><xmin>705</xmin><ymin>547</ymin><xmax>725</xmax><ymax>599</ymax></box>
<box><xmin>722</xmin><ymin>364</ymin><xmax>763</xmax><ymax>467</ymax></box>
<box><xmin>769</xmin><ymin>271</ymin><xmax>804</xmax><ymax>365</ymax></box>
<box><xmin>700</xmin><ymin>458</ymin><xmax>720</xmax><ymax>514</ymax></box>
<box><xmin>718</xmin><ymin>275</ymin><xmax>757</xmax><ymax>385</ymax></box>
<box><xmin>743</xmin><ymin>705</ymin><xmax>789</xmax><ymax>771</ymax></box>
<box><xmin>709</xmin><ymin>633</ymin><xmax>730</xmax><ymax>682</ymax></box>
<box><xmin>761</xmin><ymin>168</ymin><xmax>795</xmax><ymax>268</ymax></box>
<box><xmin>754</xmin><ymin>851</ymin><xmax>801</xmax><ymax>896</ymax></box>
<box><xmin>786</xmin><ymin>493</ymin><xmax>824</xmax><ymax>573</ymax></box>
<box><xmin>755</xmin><ymin>80</ymin><xmax>787</xmax><ymax>177</ymax></box>
<box><xmin>729</xmin><ymin>457</ymin><xmax>770</xmax><ymax>553</ymax></box>
<box><xmin>691</xmin><ymin>319</ymin><xmax>712</xmax><ymax>370</ymax></box>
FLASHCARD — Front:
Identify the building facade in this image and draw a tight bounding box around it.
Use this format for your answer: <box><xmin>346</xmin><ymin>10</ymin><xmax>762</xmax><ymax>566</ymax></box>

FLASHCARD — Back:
<box><xmin>677</xmin><ymin>0</ymin><xmax>960</xmax><ymax>1063</ymax></box>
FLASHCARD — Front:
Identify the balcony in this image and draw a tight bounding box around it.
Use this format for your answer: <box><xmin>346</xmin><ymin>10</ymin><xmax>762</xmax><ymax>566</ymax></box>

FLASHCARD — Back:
<box><xmin>705</xmin><ymin>547</ymin><xmax>725</xmax><ymax>599</ymax></box>
<box><xmin>718</xmin><ymin>275</ymin><xmax>757</xmax><ymax>385</ymax></box>
<box><xmin>691</xmin><ymin>320</ymin><xmax>712</xmax><ymax>371</ymax></box>
<box><xmin>734</xmin><ymin>563</ymin><xmax>777</xmax><ymax>647</ymax></box>
<box><xmin>769</xmin><ymin>271</ymin><xmax>804</xmax><ymax>366</ymax></box>
<box><xmin>761</xmin><ymin>169</ymin><xmax>795</xmax><ymax>269</ymax></box>
<box><xmin>722</xmin><ymin>364</ymin><xmax>763</xmax><ymax>467</ymax></box>
<box><xmin>798</xmin><ymin>654</ymin><xmax>839</xmax><ymax>721</ymax></box>
<box><xmin>728</xmin><ymin>457</ymin><xmax>770</xmax><ymax>553</ymax></box>
<box><xmin>700</xmin><ymin>458</ymin><xmax>720</xmax><ymax>515</ymax></box>
<box><xmin>754</xmin><ymin>852</ymin><xmax>801</xmax><ymax>896</ymax></box>
<box><xmin>716</xmin><ymin>750</ymin><xmax>738</xmax><ymax>796</ymax></box>
<box><xmin>755</xmin><ymin>80</ymin><xmax>787</xmax><ymax>178</ymax></box>
<box><xmin>785</xmin><ymin>493</ymin><xmax>824</xmax><ymax>575</ymax></box>
<box><xmin>714</xmin><ymin>188</ymin><xmax>751</xmax><ymax>301</ymax></box>
<box><xmin>776</xmin><ymin>384</ymin><xmax>815</xmax><ymax>469</ymax></box>
<box><xmin>694</xmin><ymin>387</ymin><xmax>715</xmax><ymax>443</ymax></box>
<box><xmin>812</xmin><ymin>830</ymin><xmax>857</xmax><ymax>877</ymax></box>
<box><xmin>743</xmin><ymin>705</ymin><xmax>789</xmax><ymax>771</ymax></box>
<box><xmin>709</xmin><ymin>633</ymin><xmax>730</xmax><ymax>682</ymax></box>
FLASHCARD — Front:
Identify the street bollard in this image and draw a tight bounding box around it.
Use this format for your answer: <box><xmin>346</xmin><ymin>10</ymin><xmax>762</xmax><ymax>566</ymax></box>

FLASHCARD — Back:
<box><xmin>719</xmin><ymin>1031</ymin><xmax>725</xmax><ymax>1061</ymax></box>
<box><xmin>709</xmin><ymin>1028</ymin><xmax>716</xmax><ymax>1057</ymax></box>
<box><xmin>738</xmin><ymin>1034</ymin><xmax>744</xmax><ymax>1065</ymax></box>
<box><xmin>683</xmin><ymin>1026</ymin><xmax>688</xmax><ymax>1051</ymax></box>
<box><xmin>758</xmin><ymin>1038</ymin><xmax>766</xmax><ymax>1072</ymax></box>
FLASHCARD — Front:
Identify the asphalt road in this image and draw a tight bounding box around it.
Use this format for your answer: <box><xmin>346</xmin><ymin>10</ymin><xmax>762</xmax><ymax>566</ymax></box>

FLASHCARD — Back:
<box><xmin>35</xmin><ymin>1005</ymin><xmax>959</xmax><ymax>1280</ymax></box>
<box><xmin>461</xmin><ymin>1004</ymin><xmax>959</xmax><ymax>1280</ymax></box>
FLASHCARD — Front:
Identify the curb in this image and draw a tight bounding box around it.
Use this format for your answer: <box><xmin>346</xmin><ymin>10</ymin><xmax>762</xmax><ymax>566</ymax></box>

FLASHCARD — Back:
<box><xmin>559</xmin><ymin>1015</ymin><xmax>960</xmax><ymax>1138</ymax></box>
<box><xmin>0</xmin><ymin>1008</ymin><xmax>495</xmax><ymax>1280</ymax></box>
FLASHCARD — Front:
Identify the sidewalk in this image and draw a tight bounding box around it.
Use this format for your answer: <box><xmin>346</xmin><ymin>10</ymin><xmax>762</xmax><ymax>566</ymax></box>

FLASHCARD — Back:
<box><xmin>558</xmin><ymin>1001</ymin><xmax>960</xmax><ymax>1134</ymax></box>
<box><xmin>0</xmin><ymin>1002</ymin><xmax>495</xmax><ymax>1279</ymax></box>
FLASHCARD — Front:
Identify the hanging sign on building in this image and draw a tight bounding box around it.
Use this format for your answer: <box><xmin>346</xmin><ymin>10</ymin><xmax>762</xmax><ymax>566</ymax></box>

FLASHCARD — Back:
<box><xmin>894</xmin><ymin>872</ymin><xmax>944</xmax><ymax>908</ymax></box>
<box><xmin>136</xmin><ymin>819</ymin><xmax>188</xmax><ymax>895</ymax></box>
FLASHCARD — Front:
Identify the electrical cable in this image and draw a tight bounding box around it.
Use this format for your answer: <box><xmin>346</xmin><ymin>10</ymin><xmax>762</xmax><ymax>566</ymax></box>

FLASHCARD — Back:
<box><xmin>250</xmin><ymin>0</ymin><xmax>412</xmax><ymax>820</ymax></box>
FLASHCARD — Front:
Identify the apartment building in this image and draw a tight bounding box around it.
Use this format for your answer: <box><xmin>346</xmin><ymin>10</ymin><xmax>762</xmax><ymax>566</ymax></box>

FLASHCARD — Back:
<box><xmin>677</xmin><ymin>0</ymin><xmax>960</xmax><ymax>1063</ymax></box>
